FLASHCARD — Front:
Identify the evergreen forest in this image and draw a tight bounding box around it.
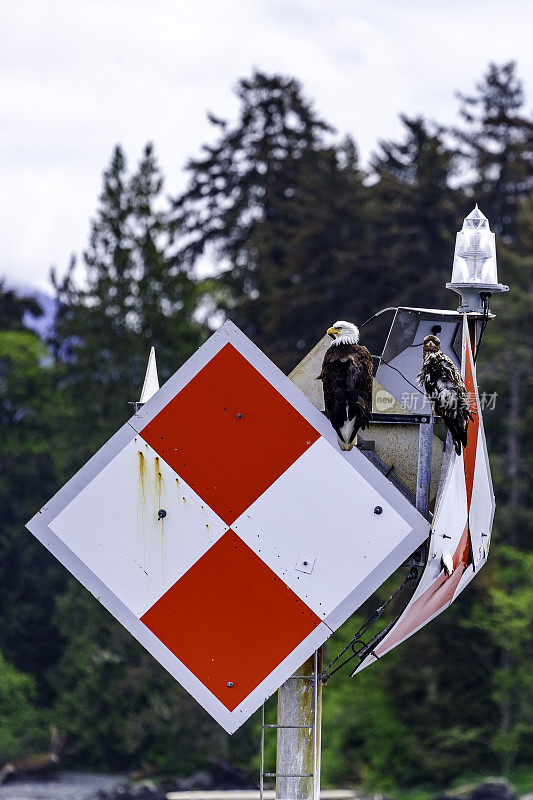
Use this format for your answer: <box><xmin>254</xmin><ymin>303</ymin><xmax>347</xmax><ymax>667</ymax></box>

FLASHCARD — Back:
<box><xmin>0</xmin><ymin>61</ymin><xmax>531</xmax><ymax>796</ymax></box>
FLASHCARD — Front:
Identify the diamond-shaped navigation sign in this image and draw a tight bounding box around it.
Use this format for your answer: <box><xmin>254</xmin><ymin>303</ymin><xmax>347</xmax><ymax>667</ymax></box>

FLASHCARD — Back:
<box><xmin>27</xmin><ymin>321</ymin><xmax>429</xmax><ymax>732</ymax></box>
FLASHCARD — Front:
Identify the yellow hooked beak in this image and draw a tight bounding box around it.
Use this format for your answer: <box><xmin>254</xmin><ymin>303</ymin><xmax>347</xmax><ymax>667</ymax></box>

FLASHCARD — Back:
<box><xmin>327</xmin><ymin>326</ymin><xmax>340</xmax><ymax>339</ymax></box>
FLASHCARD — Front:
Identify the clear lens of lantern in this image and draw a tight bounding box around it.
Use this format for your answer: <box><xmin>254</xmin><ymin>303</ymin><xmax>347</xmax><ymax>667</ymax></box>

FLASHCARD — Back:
<box><xmin>450</xmin><ymin>205</ymin><xmax>500</xmax><ymax>286</ymax></box>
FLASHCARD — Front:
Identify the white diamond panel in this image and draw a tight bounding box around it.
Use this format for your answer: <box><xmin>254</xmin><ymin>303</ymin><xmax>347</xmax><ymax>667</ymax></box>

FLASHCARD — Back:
<box><xmin>50</xmin><ymin>436</ymin><xmax>228</xmax><ymax>617</ymax></box>
<box><xmin>232</xmin><ymin>437</ymin><xmax>412</xmax><ymax>621</ymax></box>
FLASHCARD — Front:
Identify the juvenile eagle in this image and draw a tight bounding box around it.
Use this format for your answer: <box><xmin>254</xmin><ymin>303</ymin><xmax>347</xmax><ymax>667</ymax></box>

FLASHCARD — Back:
<box><xmin>318</xmin><ymin>321</ymin><xmax>373</xmax><ymax>451</ymax></box>
<box><xmin>417</xmin><ymin>334</ymin><xmax>474</xmax><ymax>455</ymax></box>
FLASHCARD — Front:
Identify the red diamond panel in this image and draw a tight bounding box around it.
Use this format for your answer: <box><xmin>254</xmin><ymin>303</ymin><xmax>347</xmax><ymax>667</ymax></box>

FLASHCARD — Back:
<box><xmin>140</xmin><ymin>344</ymin><xmax>320</xmax><ymax>525</ymax></box>
<box><xmin>140</xmin><ymin>530</ymin><xmax>321</xmax><ymax>710</ymax></box>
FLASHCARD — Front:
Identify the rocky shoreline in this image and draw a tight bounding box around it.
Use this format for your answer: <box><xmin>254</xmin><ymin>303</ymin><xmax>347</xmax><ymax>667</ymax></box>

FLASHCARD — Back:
<box><xmin>0</xmin><ymin>773</ymin><xmax>528</xmax><ymax>800</ymax></box>
<box><xmin>93</xmin><ymin>777</ymin><xmax>525</xmax><ymax>800</ymax></box>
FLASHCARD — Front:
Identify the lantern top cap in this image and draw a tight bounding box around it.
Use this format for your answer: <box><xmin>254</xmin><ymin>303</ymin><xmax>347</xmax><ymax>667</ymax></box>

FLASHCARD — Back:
<box><xmin>462</xmin><ymin>204</ymin><xmax>489</xmax><ymax>230</ymax></box>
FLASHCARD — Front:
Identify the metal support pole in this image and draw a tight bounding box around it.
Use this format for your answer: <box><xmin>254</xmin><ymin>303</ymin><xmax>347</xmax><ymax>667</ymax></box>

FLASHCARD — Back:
<box><xmin>260</xmin><ymin>703</ymin><xmax>265</xmax><ymax>800</ymax></box>
<box><xmin>274</xmin><ymin>648</ymin><xmax>322</xmax><ymax>800</ymax></box>
<box><xmin>415</xmin><ymin>416</ymin><xmax>433</xmax><ymax>518</ymax></box>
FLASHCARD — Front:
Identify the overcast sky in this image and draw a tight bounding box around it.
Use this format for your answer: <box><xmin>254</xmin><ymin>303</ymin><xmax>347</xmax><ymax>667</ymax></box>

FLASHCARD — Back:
<box><xmin>2</xmin><ymin>0</ymin><xmax>531</xmax><ymax>293</ymax></box>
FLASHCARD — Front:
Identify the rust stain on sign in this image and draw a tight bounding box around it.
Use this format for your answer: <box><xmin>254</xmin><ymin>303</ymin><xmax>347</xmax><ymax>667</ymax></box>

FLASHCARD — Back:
<box><xmin>154</xmin><ymin>457</ymin><xmax>165</xmax><ymax>509</ymax></box>
<box><xmin>137</xmin><ymin>450</ymin><xmax>171</xmax><ymax>576</ymax></box>
<box><xmin>137</xmin><ymin>450</ymin><xmax>146</xmax><ymax>497</ymax></box>
<box><xmin>153</xmin><ymin>457</ymin><xmax>166</xmax><ymax>558</ymax></box>
<box><xmin>137</xmin><ymin>450</ymin><xmax>147</xmax><ymax>565</ymax></box>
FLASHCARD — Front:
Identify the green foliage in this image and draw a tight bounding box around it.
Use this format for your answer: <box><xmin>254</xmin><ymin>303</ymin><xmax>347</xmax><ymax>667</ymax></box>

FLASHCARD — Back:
<box><xmin>464</xmin><ymin>547</ymin><xmax>533</xmax><ymax>772</ymax></box>
<box><xmin>0</xmin><ymin>649</ymin><xmax>48</xmax><ymax>761</ymax></box>
<box><xmin>476</xmin><ymin>199</ymin><xmax>533</xmax><ymax>547</ymax></box>
<box><xmin>322</xmin><ymin>624</ymin><xmax>415</xmax><ymax>792</ymax></box>
<box><xmin>0</xmin><ymin>330</ymin><xmax>66</xmax><ymax>692</ymax></box>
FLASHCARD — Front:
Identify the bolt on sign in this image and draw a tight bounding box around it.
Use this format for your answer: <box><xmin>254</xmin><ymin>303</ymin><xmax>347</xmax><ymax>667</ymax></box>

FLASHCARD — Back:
<box><xmin>27</xmin><ymin>322</ymin><xmax>429</xmax><ymax>733</ymax></box>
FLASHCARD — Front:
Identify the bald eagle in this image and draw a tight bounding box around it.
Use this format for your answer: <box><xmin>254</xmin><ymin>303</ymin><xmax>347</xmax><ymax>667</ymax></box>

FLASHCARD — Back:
<box><xmin>417</xmin><ymin>334</ymin><xmax>474</xmax><ymax>455</ymax></box>
<box><xmin>318</xmin><ymin>321</ymin><xmax>373</xmax><ymax>451</ymax></box>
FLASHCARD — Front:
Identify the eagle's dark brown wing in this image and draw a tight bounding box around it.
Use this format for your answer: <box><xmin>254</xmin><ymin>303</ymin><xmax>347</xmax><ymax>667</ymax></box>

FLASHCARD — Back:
<box><xmin>418</xmin><ymin>351</ymin><xmax>474</xmax><ymax>455</ymax></box>
<box><xmin>318</xmin><ymin>343</ymin><xmax>373</xmax><ymax>444</ymax></box>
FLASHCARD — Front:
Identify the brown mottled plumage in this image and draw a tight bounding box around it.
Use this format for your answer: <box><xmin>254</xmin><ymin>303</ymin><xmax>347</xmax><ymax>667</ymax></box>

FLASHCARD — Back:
<box><xmin>417</xmin><ymin>334</ymin><xmax>474</xmax><ymax>455</ymax></box>
<box><xmin>318</xmin><ymin>321</ymin><xmax>373</xmax><ymax>451</ymax></box>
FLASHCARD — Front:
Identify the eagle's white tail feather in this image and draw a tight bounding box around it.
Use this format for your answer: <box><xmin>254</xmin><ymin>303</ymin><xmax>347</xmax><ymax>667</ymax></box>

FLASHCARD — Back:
<box><xmin>337</xmin><ymin>433</ymin><xmax>357</xmax><ymax>451</ymax></box>
<box><xmin>340</xmin><ymin>417</ymin><xmax>356</xmax><ymax>446</ymax></box>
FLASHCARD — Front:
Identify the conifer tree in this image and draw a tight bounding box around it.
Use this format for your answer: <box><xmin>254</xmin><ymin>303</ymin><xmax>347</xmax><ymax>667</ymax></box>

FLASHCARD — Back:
<box><xmin>224</xmin><ymin>136</ymin><xmax>371</xmax><ymax>369</ymax></box>
<box><xmin>369</xmin><ymin>115</ymin><xmax>464</xmax><ymax>312</ymax></box>
<box><xmin>0</xmin><ymin>281</ymin><xmax>42</xmax><ymax>330</ymax></box>
<box><xmin>172</xmin><ymin>71</ymin><xmax>372</xmax><ymax>369</ymax></box>
<box><xmin>477</xmin><ymin>197</ymin><xmax>533</xmax><ymax>548</ymax></box>
<box><xmin>52</xmin><ymin>143</ymin><xmax>206</xmax><ymax>474</ymax></box>
<box><xmin>173</xmin><ymin>87</ymin><xmax>468</xmax><ymax>369</ymax></box>
<box><xmin>454</xmin><ymin>61</ymin><xmax>533</xmax><ymax>240</ymax></box>
<box><xmin>173</xmin><ymin>71</ymin><xmax>333</xmax><ymax>275</ymax></box>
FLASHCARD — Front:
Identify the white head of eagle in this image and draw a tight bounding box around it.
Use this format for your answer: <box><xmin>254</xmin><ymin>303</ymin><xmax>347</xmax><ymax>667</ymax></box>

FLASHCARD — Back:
<box><xmin>326</xmin><ymin>320</ymin><xmax>360</xmax><ymax>346</ymax></box>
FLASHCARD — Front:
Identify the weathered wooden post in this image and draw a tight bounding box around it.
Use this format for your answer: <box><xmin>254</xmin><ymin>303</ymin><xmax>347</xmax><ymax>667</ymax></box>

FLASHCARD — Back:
<box><xmin>275</xmin><ymin>649</ymin><xmax>322</xmax><ymax>800</ymax></box>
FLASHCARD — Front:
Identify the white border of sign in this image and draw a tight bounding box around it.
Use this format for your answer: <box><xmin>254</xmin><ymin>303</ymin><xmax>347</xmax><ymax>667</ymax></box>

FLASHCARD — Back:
<box><xmin>27</xmin><ymin>321</ymin><xmax>429</xmax><ymax>733</ymax></box>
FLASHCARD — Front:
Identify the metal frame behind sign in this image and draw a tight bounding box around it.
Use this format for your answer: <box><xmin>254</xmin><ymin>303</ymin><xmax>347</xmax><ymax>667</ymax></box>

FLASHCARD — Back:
<box><xmin>353</xmin><ymin>316</ymin><xmax>495</xmax><ymax>674</ymax></box>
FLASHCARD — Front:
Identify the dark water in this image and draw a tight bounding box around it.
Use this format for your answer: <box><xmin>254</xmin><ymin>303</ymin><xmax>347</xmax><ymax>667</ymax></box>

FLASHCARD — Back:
<box><xmin>0</xmin><ymin>773</ymin><xmax>124</xmax><ymax>800</ymax></box>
